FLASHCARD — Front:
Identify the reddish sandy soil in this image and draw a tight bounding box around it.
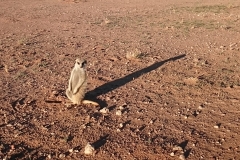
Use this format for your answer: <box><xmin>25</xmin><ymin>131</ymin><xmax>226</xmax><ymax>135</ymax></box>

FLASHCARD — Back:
<box><xmin>1</xmin><ymin>0</ymin><xmax>240</xmax><ymax>159</ymax></box>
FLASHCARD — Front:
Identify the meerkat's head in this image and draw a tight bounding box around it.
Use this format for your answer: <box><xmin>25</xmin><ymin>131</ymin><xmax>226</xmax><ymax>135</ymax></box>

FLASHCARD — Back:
<box><xmin>75</xmin><ymin>58</ymin><xmax>87</xmax><ymax>69</ymax></box>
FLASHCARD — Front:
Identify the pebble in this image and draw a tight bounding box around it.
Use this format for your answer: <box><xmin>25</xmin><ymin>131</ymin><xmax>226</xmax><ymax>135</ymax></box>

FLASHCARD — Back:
<box><xmin>214</xmin><ymin>125</ymin><xmax>219</xmax><ymax>129</ymax></box>
<box><xmin>119</xmin><ymin>105</ymin><xmax>124</xmax><ymax>110</ymax></box>
<box><xmin>116</xmin><ymin>110</ymin><xmax>122</xmax><ymax>116</ymax></box>
<box><xmin>198</xmin><ymin>105</ymin><xmax>204</xmax><ymax>109</ymax></box>
<box><xmin>220</xmin><ymin>45</ymin><xmax>225</xmax><ymax>49</ymax></box>
<box><xmin>99</xmin><ymin>107</ymin><xmax>109</xmax><ymax>114</ymax></box>
<box><xmin>10</xmin><ymin>145</ymin><xmax>15</xmax><ymax>150</ymax></box>
<box><xmin>170</xmin><ymin>152</ymin><xmax>175</xmax><ymax>156</ymax></box>
<box><xmin>179</xmin><ymin>154</ymin><xmax>186</xmax><ymax>160</ymax></box>
<box><xmin>47</xmin><ymin>154</ymin><xmax>51</xmax><ymax>159</ymax></box>
<box><xmin>119</xmin><ymin>123</ymin><xmax>123</xmax><ymax>128</ymax></box>
<box><xmin>52</xmin><ymin>90</ymin><xmax>59</xmax><ymax>96</ymax></box>
<box><xmin>59</xmin><ymin>154</ymin><xmax>65</xmax><ymax>158</ymax></box>
<box><xmin>84</xmin><ymin>143</ymin><xmax>95</xmax><ymax>155</ymax></box>
<box><xmin>173</xmin><ymin>146</ymin><xmax>183</xmax><ymax>151</ymax></box>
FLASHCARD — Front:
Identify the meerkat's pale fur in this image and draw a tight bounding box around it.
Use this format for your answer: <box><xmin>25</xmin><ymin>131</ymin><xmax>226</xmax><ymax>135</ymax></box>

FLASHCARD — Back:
<box><xmin>66</xmin><ymin>58</ymin><xmax>99</xmax><ymax>106</ymax></box>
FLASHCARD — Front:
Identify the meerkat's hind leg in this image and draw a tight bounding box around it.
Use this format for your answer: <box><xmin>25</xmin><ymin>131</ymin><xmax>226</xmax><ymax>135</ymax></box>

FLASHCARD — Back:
<box><xmin>82</xmin><ymin>100</ymin><xmax>99</xmax><ymax>106</ymax></box>
<box><xmin>64</xmin><ymin>89</ymin><xmax>75</xmax><ymax>107</ymax></box>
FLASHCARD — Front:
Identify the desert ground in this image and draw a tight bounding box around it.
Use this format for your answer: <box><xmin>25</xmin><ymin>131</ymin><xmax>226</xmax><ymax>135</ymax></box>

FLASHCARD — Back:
<box><xmin>0</xmin><ymin>0</ymin><xmax>240</xmax><ymax>159</ymax></box>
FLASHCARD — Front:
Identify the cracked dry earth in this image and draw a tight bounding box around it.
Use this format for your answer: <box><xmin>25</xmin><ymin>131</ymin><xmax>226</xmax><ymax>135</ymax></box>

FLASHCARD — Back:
<box><xmin>0</xmin><ymin>0</ymin><xmax>240</xmax><ymax>159</ymax></box>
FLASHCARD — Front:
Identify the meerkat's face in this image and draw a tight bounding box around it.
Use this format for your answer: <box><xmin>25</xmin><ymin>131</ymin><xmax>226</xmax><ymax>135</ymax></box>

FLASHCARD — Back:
<box><xmin>75</xmin><ymin>59</ymin><xmax>87</xmax><ymax>68</ymax></box>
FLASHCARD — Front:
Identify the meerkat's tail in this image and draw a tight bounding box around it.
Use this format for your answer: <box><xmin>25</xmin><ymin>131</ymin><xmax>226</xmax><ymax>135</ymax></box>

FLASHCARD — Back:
<box><xmin>82</xmin><ymin>100</ymin><xmax>99</xmax><ymax>106</ymax></box>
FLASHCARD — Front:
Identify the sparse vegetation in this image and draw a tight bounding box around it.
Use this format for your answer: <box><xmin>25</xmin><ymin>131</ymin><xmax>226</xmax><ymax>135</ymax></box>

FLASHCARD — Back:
<box><xmin>193</xmin><ymin>5</ymin><xmax>228</xmax><ymax>13</ymax></box>
<box><xmin>15</xmin><ymin>71</ymin><xmax>28</xmax><ymax>79</ymax></box>
<box><xmin>126</xmin><ymin>48</ymin><xmax>146</xmax><ymax>60</ymax></box>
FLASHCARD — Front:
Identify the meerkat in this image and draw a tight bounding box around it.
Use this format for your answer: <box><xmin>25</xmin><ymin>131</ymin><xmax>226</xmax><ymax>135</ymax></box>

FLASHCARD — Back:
<box><xmin>66</xmin><ymin>58</ymin><xmax>99</xmax><ymax>106</ymax></box>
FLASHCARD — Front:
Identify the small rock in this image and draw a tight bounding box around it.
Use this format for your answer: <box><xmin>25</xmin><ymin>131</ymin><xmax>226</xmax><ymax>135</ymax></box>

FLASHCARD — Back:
<box><xmin>170</xmin><ymin>152</ymin><xmax>175</xmax><ymax>156</ymax></box>
<box><xmin>173</xmin><ymin>146</ymin><xmax>183</xmax><ymax>151</ymax></box>
<box><xmin>214</xmin><ymin>125</ymin><xmax>219</xmax><ymax>129</ymax></box>
<box><xmin>119</xmin><ymin>105</ymin><xmax>125</xmax><ymax>110</ymax></box>
<box><xmin>69</xmin><ymin>148</ymin><xmax>73</xmax><ymax>153</ymax></box>
<box><xmin>119</xmin><ymin>123</ymin><xmax>123</xmax><ymax>128</ymax></box>
<box><xmin>59</xmin><ymin>153</ymin><xmax>65</xmax><ymax>158</ymax></box>
<box><xmin>52</xmin><ymin>90</ymin><xmax>59</xmax><ymax>96</ymax></box>
<box><xmin>81</xmin><ymin>124</ymin><xmax>86</xmax><ymax>129</ymax></box>
<box><xmin>99</xmin><ymin>107</ymin><xmax>109</xmax><ymax>114</ymax></box>
<box><xmin>3</xmin><ymin>156</ymin><xmax>8</xmax><ymax>160</ymax></box>
<box><xmin>84</xmin><ymin>143</ymin><xmax>95</xmax><ymax>155</ymax></box>
<box><xmin>116</xmin><ymin>110</ymin><xmax>122</xmax><ymax>116</ymax></box>
<box><xmin>10</xmin><ymin>145</ymin><xmax>15</xmax><ymax>150</ymax></box>
<box><xmin>221</xmin><ymin>113</ymin><xmax>226</xmax><ymax>116</ymax></box>
<box><xmin>179</xmin><ymin>154</ymin><xmax>186</xmax><ymax>160</ymax></box>
<box><xmin>47</xmin><ymin>154</ymin><xmax>51</xmax><ymax>159</ymax></box>
<box><xmin>198</xmin><ymin>105</ymin><xmax>204</xmax><ymax>109</ymax></box>
<box><xmin>220</xmin><ymin>45</ymin><xmax>225</xmax><ymax>49</ymax></box>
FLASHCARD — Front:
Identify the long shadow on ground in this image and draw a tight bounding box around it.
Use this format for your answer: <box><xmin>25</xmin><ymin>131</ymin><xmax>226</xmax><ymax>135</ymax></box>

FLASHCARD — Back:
<box><xmin>86</xmin><ymin>54</ymin><xmax>186</xmax><ymax>98</ymax></box>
